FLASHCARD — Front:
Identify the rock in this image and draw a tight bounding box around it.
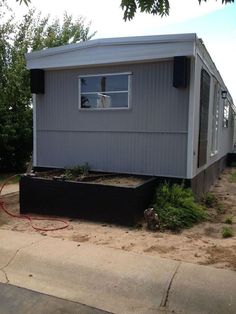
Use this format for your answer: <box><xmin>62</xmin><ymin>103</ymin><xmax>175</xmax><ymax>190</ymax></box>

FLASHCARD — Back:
<box><xmin>144</xmin><ymin>208</ymin><xmax>159</xmax><ymax>231</ymax></box>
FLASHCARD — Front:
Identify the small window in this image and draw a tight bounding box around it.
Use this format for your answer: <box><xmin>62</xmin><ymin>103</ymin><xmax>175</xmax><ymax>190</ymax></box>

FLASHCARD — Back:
<box><xmin>211</xmin><ymin>81</ymin><xmax>220</xmax><ymax>156</ymax></box>
<box><xmin>223</xmin><ymin>99</ymin><xmax>229</xmax><ymax>128</ymax></box>
<box><xmin>79</xmin><ymin>73</ymin><xmax>131</xmax><ymax>110</ymax></box>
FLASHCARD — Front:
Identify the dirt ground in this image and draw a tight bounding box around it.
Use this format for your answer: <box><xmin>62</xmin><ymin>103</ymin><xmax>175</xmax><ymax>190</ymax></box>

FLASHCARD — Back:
<box><xmin>0</xmin><ymin>168</ymin><xmax>236</xmax><ymax>271</ymax></box>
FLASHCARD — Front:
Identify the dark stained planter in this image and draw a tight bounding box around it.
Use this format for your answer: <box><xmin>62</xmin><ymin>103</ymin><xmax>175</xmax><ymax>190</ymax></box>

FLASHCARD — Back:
<box><xmin>20</xmin><ymin>175</ymin><xmax>157</xmax><ymax>226</ymax></box>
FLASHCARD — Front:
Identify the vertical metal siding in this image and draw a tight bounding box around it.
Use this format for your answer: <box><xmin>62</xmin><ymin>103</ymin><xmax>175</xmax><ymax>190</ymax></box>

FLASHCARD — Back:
<box><xmin>36</xmin><ymin>61</ymin><xmax>189</xmax><ymax>177</ymax></box>
<box><xmin>192</xmin><ymin>55</ymin><xmax>234</xmax><ymax>177</ymax></box>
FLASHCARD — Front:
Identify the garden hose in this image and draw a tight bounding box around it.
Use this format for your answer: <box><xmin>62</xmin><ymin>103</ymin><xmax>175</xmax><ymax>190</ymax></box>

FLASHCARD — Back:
<box><xmin>0</xmin><ymin>174</ymin><xmax>69</xmax><ymax>232</ymax></box>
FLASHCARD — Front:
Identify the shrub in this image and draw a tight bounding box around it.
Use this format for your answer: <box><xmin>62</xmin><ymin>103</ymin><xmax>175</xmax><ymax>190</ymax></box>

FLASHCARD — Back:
<box><xmin>153</xmin><ymin>182</ymin><xmax>206</xmax><ymax>231</ymax></box>
<box><xmin>221</xmin><ymin>226</ymin><xmax>234</xmax><ymax>238</ymax></box>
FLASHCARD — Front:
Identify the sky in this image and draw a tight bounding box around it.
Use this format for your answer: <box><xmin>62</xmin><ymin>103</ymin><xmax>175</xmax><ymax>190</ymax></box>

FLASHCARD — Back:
<box><xmin>9</xmin><ymin>0</ymin><xmax>236</xmax><ymax>102</ymax></box>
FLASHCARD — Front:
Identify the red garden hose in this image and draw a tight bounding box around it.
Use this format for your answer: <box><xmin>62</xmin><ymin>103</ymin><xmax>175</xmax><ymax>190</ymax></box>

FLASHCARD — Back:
<box><xmin>0</xmin><ymin>174</ymin><xmax>69</xmax><ymax>232</ymax></box>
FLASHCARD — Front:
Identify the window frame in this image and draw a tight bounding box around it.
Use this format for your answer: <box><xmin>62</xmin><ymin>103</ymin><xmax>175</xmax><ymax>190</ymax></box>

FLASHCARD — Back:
<box><xmin>223</xmin><ymin>98</ymin><xmax>230</xmax><ymax>128</ymax></box>
<box><xmin>210</xmin><ymin>81</ymin><xmax>220</xmax><ymax>157</ymax></box>
<box><xmin>78</xmin><ymin>72</ymin><xmax>132</xmax><ymax>111</ymax></box>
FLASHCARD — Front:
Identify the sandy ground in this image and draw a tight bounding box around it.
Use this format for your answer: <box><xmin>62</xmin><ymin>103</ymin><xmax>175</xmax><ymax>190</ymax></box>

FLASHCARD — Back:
<box><xmin>1</xmin><ymin>183</ymin><xmax>19</xmax><ymax>195</ymax></box>
<box><xmin>0</xmin><ymin>168</ymin><xmax>236</xmax><ymax>271</ymax></box>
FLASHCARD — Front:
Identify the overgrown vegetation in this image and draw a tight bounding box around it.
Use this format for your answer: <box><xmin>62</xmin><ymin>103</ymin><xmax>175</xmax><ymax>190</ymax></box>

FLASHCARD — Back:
<box><xmin>153</xmin><ymin>183</ymin><xmax>206</xmax><ymax>231</ymax></box>
<box><xmin>0</xmin><ymin>0</ymin><xmax>94</xmax><ymax>172</ymax></box>
<box><xmin>221</xmin><ymin>226</ymin><xmax>234</xmax><ymax>238</ymax></box>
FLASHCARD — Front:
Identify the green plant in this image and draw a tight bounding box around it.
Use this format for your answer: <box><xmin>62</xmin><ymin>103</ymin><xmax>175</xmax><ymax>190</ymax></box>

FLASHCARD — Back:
<box><xmin>0</xmin><ymin>3</ymin><xmax>94</xmax><ymax>172</ymax></box>
<box><xmin>224</xmin><ymin>216</ymin><xmax>233</xmax><ymax>224</ymax></box>
<box><xmin>120</xmin><ymin>0</ymin><xmax>233</xmax><ymax>21</ymax></box>
<box><xmin>201</xmin><ymin>192</ymin><xmax>217</xmax><ymax>208</ymax></box>
<box><xmin>221</xmin><ymin>226</ymin><xmax>234</xmax><ymax>238</ymax></box>
<box><xmin>64</xmin><ymin>163</ymin><xmax>90</xmax><ymax>180</ymax></box>
<box><xmin>153</xmin><ymin>182</ymin><xmax>206</xmax><ymax>231</ymax></box>
<box><xmin>228</xmin><ymin>171</ymin><xmax>236</xmax><ymax>183</ymax></box>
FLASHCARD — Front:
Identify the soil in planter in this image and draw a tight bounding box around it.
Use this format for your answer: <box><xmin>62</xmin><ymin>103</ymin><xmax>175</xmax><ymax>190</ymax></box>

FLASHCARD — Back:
<box><xmin>33</xmin><ymin>169</ymin><xmax>147</xmax><ymax>187</ymax></box>
<box><xmin>88</xmin><ymin>176</ymin><xmax>146</xmax><ymax>187</ymax></box>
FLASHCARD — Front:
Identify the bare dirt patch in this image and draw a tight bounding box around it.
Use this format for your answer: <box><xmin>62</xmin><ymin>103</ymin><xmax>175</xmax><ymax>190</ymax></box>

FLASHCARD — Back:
<box><xmin>88</xmin><ymin>176</ymin><xmax>145</xmax><ymax>187</ymax></box>
<box><xmin>0</xmin><ymin>168</ymin><xmax>236</xmax><ymax>270</ymax></box>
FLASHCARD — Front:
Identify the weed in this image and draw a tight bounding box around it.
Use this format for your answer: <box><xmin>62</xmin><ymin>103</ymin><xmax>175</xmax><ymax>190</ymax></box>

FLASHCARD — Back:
<box><xmin>153</xmin><ymin>182</ymin><xmax>206</xmax><ymax>231</ymax></box>
<box><xmin>224</xmin><ymin>216</ymin><xmax>233</xmax><ymax>224</ymax></box>
<box><xmin>221</xmin><ymin>226</ymin><xmax>234</xmax><ymax>238</ymax></box>
<box><xmin>228</xmin><ymin>171</ymin><xmax>236</xmax><ymax>183</ymax></box>
<box><xmin>215</xmin><ymin>203</ymin><xmax>226</xmax><ymax>214</ymax></box>
<box><xmin>64</xmin><ymin>163</ymin><xmax>90</xmax><ymax>180</ymax></box>
<box><xmin>201</xmin><ymin>192</ymin><xmax>217</xmax><ymax>208</ymax></box>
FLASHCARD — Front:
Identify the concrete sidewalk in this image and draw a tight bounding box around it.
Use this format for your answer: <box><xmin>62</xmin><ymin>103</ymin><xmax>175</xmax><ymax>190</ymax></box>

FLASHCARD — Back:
<box><xmin>0</xmin><ymin>229</ymin><xmax>235</xmax><ymax>314</ymax></box>
<box><xmin>0</xmin><ymin>282</ymin><xmax>110</xmax><ymax>314</ymax></box>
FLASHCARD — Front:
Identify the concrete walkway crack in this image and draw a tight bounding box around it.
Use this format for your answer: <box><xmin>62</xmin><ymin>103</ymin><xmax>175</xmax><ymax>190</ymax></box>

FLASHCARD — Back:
<box><xmin>0</xmin><ymin>269</ymin><xmax>8</xmax><ymax>283</ymax></box>
<box><xmin>160</xmin><ymin>261</ymin><xmax>181</xmax><ymax>309</ymax></box>
<box><xmin>0</xmin><ymin>238</ymin><xmax>46</xmax><ymax>283</ymax></box>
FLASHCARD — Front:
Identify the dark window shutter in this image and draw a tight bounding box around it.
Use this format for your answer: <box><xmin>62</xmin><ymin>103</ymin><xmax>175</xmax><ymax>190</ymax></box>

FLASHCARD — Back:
<box><xmin>198</xmin><ymin>69</ymin><xmax>210</xmax><ymax>168</ymax></box>
<box><xmin>173</xmin><ymin>56</ymin><xmax>190</xmax><ymax>88</ymax></box>
<box><xmin>30</xmin><ymin>69</ymin><xmax>45</xmax><ymax>94</ymax></box>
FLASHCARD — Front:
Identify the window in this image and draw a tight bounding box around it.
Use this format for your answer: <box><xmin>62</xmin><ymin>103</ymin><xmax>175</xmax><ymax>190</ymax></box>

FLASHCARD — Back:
<box><xmin>79</xmin><ymin>73</ymin><xmax>131</xmax><ymax>109</ymax></box>
<box><xmin>198</xmin><ymin>69</ymin><xmax>210</xmax><ymax>168</ymax></box>
<box><xmin>223</xmin><ymin>99</ymin><xmax>230</xmax><ymax>128</ymax></box>
<box><xmin>211</xmin><ymin>81</ymin><xmax>220</xmax><ymax>156</ymax></box>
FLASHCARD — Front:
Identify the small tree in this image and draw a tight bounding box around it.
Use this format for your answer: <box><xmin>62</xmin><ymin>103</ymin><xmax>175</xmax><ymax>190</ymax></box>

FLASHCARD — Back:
<box><xmin>0</xmin><ymin>2</ymin><xmax>95</xmax><ymax>171</ymax></box>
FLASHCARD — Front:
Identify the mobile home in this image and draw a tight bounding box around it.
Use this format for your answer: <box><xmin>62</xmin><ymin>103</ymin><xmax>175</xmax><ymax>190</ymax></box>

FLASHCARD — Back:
<box><xmin>25</xmin><ymin>33</ymin><xmax>235</xmax><ymax>195</ymax></box>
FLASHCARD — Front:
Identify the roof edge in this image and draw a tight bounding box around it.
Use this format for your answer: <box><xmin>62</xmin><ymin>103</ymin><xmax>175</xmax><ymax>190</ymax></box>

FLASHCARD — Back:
<box><xmin>25</xmin><ymin>33</ymin><xmax>197</xmax><ymax>60</ymax></box>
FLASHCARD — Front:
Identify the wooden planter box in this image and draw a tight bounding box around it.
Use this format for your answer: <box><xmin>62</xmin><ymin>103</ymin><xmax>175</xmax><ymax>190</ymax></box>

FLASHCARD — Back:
<box><xmin>20</xmin><ymin>175</ymin><xmax>156</xmax><ymax>226</ymax></box>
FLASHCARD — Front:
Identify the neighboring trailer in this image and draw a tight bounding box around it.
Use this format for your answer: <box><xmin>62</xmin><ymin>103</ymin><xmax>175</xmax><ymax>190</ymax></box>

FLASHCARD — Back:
<box><xmin>25</xmin><ymin>33</ymin><xmax>235</xmax><ymax>193</ymax></box>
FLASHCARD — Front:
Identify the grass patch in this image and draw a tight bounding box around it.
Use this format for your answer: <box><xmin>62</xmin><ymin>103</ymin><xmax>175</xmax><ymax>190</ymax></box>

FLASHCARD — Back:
<box><xmin>0</xmin><ymin>174</ymin><xmax>20</xmax><ymax>185</ymax></box>
<box><xmin>228</xmin><ymin>171</ymin><xmax>236</xmax><ymax>183</ymax></box>
<box><xmin>221</xmin><ymin>226</ymin><xmax>234</xmax><ymax>238</ymax></box>
<box><xmin>224</xmin><ymin>216</ymin><xmax>233</xmax><ymax>224</ymax></box>
<box><xmin>153</xmin><ymin>183</ymin><xmax>206</xmax><ymax>231</ymax></box>
<box><xmin>201</xmin><ymin>192</ymin><xmax>225</xmax><ymax>214</ymax></box>
<box><xmin>201</xmin><ymin>192</ymin><xmax>218</xmax><ymax>208</ymax></box>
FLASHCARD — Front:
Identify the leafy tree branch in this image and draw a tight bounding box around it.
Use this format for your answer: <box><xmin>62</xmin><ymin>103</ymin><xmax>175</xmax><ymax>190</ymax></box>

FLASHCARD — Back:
<box><xmin>121</xmin><ymin>0</ymin><xmax>234</xmax><ymax>21</ymax></box>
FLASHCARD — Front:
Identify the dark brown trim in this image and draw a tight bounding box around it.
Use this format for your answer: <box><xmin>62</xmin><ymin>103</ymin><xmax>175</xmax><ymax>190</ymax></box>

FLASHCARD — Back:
<box><xmin>191</xmin><ymin>155</ymin><xmax>228</xmax><ymax>198</ymax></box>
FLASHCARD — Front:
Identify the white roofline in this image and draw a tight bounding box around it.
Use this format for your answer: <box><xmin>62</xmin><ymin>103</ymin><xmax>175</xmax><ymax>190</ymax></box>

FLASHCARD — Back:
<box><xmin>25</xmin><ymin>33</ymin><xmax>197</xmax><ymax>60</ymax></box>
<box><xmin>25</xmin><ymin>33</ymin><xmax>197</xmax><ymax>71</ymax></box>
